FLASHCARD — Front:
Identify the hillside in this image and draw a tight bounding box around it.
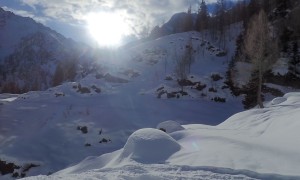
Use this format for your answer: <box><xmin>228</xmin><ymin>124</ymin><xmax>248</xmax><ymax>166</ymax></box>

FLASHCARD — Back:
<box><xmin>0</xmin><ymin>23</ymin><xmax>248</xmax><ymax>178</ymax></box>
<box><xmin>0</xmin><ymin>7</ymin><xmax>98</xmax><ymax>93</ymax></box>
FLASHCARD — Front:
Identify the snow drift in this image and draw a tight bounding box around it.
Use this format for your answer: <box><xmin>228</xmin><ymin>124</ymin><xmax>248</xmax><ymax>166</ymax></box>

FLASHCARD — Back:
<box><xmin>120</xmin><ymin>128</ymin><xmax>181</xmax><ymax>164</ymax></box>
<box><xmin>23</xmin><ymin>93</ymin><xmax>300</xmax><ymax>179</ymax></box>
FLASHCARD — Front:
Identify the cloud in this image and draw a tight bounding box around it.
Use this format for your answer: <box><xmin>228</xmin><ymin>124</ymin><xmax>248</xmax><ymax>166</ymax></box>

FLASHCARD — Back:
<box><xmin>18</xmin><ymin>0</ymin><xmax>206</xmax><ymax>35</ymax></box>
<box><xmin>2</xmin><ymin>6</ymin><xmax>49</xmax><ymax>24</ymax></box>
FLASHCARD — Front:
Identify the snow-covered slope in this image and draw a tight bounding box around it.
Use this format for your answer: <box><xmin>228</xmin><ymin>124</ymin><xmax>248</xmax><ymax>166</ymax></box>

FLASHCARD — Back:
<box><xmin>0</xmin><ymin>23</ymin><xmax>245</xmax><ymax>178</ymax></box>
<box><xmin>23</xmin><ymin>93</ymin><xmax>300</xmax><ymax>180</ymax></box>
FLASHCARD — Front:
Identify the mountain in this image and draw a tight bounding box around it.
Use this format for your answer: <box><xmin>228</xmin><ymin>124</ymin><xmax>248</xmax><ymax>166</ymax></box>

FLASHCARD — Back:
<box><xmin>149</xmin><ymin>0</ymin><xmax>240</xmax><ymax>39</ymax></box>
<box><xmin>150</xmin><ymin>12</ymin><xmax>196</xmax><ymax>39</ymax></box>
<box><xmin>0</xmin><ymin>7</ymin><xmax>98</xmax><ymax>93</ymax></box>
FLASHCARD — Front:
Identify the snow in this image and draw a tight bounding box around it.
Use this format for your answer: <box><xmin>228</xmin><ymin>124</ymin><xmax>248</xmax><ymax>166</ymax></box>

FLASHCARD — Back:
<box><xmin>21</xmin><ymin>93</ymin><xmax>300</xmax><ymax>179</ymax></box>
<box><xmin>119</xmin><ymin>128</ymin><xmax>181</xmax><ymax>164</ymax></box>
<box><xmin>0</xmin><ymin>94</ymin><xmax>18</xmax><ymax>102</ymax></box>
<box><xmin>270</xmin><ymin>97</ymin><xmax>287</xmax><ymax>105</ymax></box>
<box><xmin>23</xmin><ymin>164</ymin><xmax>261</xmax><ymax>180</ymax></box>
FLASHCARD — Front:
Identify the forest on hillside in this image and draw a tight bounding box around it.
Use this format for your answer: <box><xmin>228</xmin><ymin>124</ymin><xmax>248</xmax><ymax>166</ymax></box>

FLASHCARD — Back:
<box><xmin>150</xmin><ymin>0</ymin><xmax>300</xmax><ymax>109</ymax></box>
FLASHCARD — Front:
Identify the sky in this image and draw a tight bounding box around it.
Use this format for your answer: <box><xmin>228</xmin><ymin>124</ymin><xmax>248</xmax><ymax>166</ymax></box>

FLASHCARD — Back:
<box><xmin>0</xmin><ymin>0</ymin><xmax>220</xmax><ymax>46</ymax></box>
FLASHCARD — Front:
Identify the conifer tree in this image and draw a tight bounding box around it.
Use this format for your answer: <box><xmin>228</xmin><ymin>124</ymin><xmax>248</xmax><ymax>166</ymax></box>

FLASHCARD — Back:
<box><xmin>183</xmin><ymin>4</ymin><xmax>193</xmax><ymax>32</ymax></box>
<box><xmin>196</xmin><ymin>0</ymin><xmax>209</xmax><ymax>33</ymax></box>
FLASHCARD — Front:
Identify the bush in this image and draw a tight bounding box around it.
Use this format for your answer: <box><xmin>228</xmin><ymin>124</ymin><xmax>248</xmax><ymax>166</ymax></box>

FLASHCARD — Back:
<box><xmin>99</xmin><ymin>138</ymin><xmax>111</xmax><ymax>143</ymax></box>
<box><xmin>157</xmin><ymin>90</ymin><xmax>166</xmax><ymax>99</ymax></box>
<box><xmin>85</xmin><ymin>143</ymin><xmax>91</xmax><ymax>147</ymax></box>
<box><xmin>212</xmin><ymin>97</ymin><xmax>226</xmax><ymax>103</ymax></box>
<box><xmin>216</xmin><ymin>51</ymin><xmax>227</xmax><ymax>57</ymax></box>
<box><xmin>91</xmin><ymin>85</ymin><xmax>101</xmax><ymax>93</ymax></box>
<box><xmin>208</xmin><ymin>87</ymin><xmax>217</xmax><ymax>92</ymax></box>
<box><xmin>211</xmin><ymin>74</ymin><xmax>223</xmax><ymax>81</ymax></box>
<box><xmin>167</xmin><ymin>92</ymin><xmax>177</xmax><ymax>99</ymax></box>
<box><xmin>194</xmin><ymin>83</ymin><xmax>206</xmax><ymax>91</ymax></box>
<box><xmin>77</xmin><ymin>126</ymin><xmax>88</xmax><ymax>134</ymax></box>
<box><xmin>156</xmin><ymin>86</ymin><xmax>164</xmax><ymax>92</ymax></box>
<box><xmin>165</xmin><ymin>76</ymin><xmax>173</xmax><ymax>81</ymax></box>
<box><xmin>55</xmin><ymin>92</ymin><xmax>65</xmax><ymax>97</ymax></box>
<box><xmin>177</xmin><ymin>79</ymin><xmax>196</xmax><ymax>86</ymax></box>
<box><xmin>77</xmin><ymin>84</ymin><xmax>91</xmax><ymax>94</ymax></box>
<box><xmin>0</xmin><ymin>159</ymin><xmax>20</xmax><ymax>175</ymax></box>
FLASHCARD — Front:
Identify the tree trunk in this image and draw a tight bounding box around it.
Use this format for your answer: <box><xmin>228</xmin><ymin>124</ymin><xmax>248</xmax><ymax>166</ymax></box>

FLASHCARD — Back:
<box><xmin>257</xmin><ymin>66</ymin><xmax>264</xmax><ymax>108</ymax></box>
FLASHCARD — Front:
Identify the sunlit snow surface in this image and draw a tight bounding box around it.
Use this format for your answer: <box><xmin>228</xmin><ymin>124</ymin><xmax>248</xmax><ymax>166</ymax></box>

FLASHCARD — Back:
<box><xmin>22</xmin><ymin>93</ymin><xmax>300</xmax><ymax>180</ymax></box>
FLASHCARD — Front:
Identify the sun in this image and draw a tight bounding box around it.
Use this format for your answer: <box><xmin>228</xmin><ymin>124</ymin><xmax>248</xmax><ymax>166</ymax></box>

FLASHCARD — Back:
<box><xmin>86</xmin><ymin>12</ymin><xmax>130</xmax><ymax>47</ymax></box>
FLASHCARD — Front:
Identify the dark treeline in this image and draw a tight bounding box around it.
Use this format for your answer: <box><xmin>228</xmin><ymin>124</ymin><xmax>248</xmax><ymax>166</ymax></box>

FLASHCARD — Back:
<box><xmin>150</xmin><ymin>0</ymin><xmax>300</xmax><ymax>44</ymax></box>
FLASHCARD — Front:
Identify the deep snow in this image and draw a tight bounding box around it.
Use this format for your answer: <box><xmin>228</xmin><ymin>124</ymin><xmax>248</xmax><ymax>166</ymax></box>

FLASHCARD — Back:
<box><xmin>22</xmin><ymin>92</ymin><xmax>300</xmax><ymax>180</ymax></box>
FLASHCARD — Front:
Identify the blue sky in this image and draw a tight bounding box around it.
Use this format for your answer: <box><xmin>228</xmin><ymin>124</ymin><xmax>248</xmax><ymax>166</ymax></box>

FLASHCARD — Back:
<box><xmin>0</xmin><ymin>0</ymin><xmax>220</xmax><ymax>45</ymax></box>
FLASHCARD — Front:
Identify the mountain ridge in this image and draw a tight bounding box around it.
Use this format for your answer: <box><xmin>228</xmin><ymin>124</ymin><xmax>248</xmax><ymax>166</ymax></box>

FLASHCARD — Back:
<box><xmin>0</xmin><ymin>7</ymin><xmax>98</xmax><ymax>93</ymax></box>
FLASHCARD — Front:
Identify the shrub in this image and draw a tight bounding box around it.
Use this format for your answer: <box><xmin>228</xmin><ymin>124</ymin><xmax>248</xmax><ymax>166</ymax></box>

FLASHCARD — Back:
<box><xmin>99</xmin><ymin>138</ymin><xmax>111</xmax><ymax>143</ymax></box>
<box><xmin>208</xmin><ymin>87</ymin><xmax>217</xmax><ymax>92</ymax></box>
<box><xmin>212</xmin><ymin>97</ymin><xmax>226</xmax><ymax>103</ymax></box>
<box><xmin>165</xmin><ymin>76</ymin><xmax>173</xmax><ymax>81</ymax></box>
<box><xmin>77</xmin><ymin>126</ymin><xmax>88</xmax><ymax>134</ymax></box>
<box><xmin>194</xmin><ymin>83</ymin><xmax>207</xmax><ymax>91</ymax></box>
<box><xmin>211</xmin><ymin>74</ymin><xmax>223</xmax><ymax>81</ymax></box>
<box><xmin>91</xmin><ymin>85</ymin><xmax>101</xmax><ymax>93</ymax></box>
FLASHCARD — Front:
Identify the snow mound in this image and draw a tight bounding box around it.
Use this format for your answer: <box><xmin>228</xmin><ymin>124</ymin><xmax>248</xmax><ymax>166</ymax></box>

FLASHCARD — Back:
<box><xmin>270</xmin><ymin>97</ymin><xmax>287</xmax><ymax>105</ymax></box>
<box><xmin>157</xmin><ymin>120</ymin><xmax>184</xmax><ymax>133</ymax></box>
<box><xmin>120</xmin><ymin>128</ymin><xmax>181</xmax><ymax>163</ymax></box>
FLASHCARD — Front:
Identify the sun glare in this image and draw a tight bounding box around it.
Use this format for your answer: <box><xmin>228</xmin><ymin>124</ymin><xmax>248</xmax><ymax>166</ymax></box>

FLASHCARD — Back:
<box><xmin>86</xmin><ymin>12</ymin><xmax>130</xmax><ymax>47</ymax></box>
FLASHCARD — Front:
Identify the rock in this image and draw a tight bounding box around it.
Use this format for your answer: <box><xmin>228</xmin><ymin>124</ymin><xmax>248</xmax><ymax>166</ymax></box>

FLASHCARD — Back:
<box><xmin>157</xmin><ymin>120</ymin><xmax>184</xmax><ymax>133</ymax></box>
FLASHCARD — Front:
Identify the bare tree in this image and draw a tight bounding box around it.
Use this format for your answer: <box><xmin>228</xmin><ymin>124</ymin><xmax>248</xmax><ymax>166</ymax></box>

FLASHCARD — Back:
<box><xmin>175</xmin><ymin>49</ymin><xmax>188</xmax><ymax>81</ymax></box>
<box><xmin>186</xmin><ymin>39</ymin><xmax>195</xmax><ymax>74</ymax></box>
<box><xmin>244</xmin><ymin>10</ymin><xmax>278</xmax><ymax>108</ymax></box>
<box><xmin>175</xmin><ymin>41</ymin><xmax>194</xmax><ymax>91</ymax></box>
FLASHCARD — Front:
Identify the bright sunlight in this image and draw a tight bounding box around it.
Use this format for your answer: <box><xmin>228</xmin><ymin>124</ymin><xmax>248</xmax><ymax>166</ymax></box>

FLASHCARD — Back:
<box><xmin>86</xmin><ymin>12</ymin><xmax>130</xmax><ymax>47</ymax></box>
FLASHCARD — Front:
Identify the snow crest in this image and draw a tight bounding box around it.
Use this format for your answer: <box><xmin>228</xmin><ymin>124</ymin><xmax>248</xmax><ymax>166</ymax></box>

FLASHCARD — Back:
<box><xmin>120</xmin><ymin>128</ymin><xmax>181</xmax><ymax>164</ymax></box>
